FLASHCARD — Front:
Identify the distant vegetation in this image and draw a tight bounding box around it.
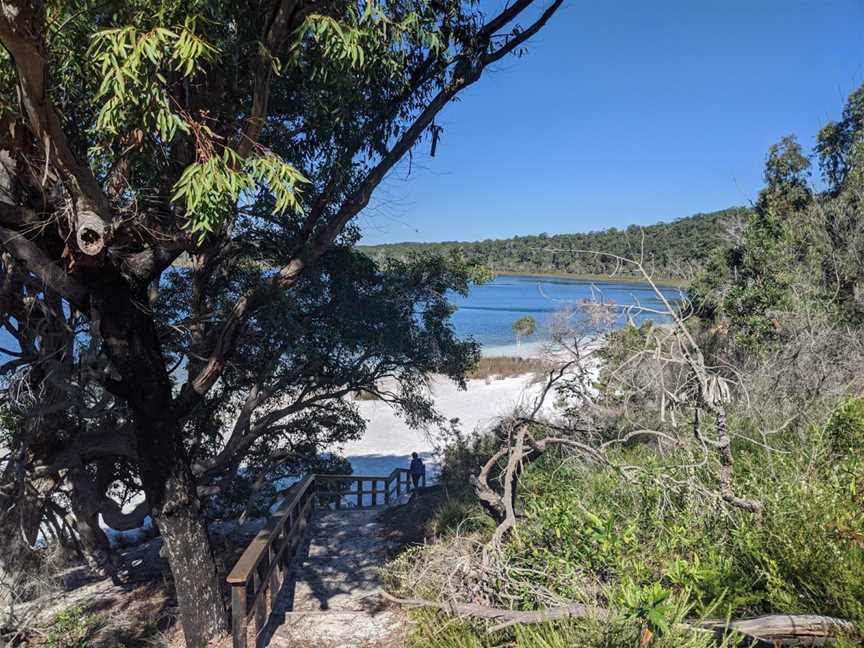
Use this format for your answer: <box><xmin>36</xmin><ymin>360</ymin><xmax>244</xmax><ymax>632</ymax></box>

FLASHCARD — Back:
<box><xmin>360</xmin><ymin>207</ymin><xmax>748</xmax><ymax>280</ymax></box>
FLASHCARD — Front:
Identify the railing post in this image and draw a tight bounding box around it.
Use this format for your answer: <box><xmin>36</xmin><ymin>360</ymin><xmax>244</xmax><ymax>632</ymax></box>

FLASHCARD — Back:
<box><xmin>253</xmin><ymin>571</ymin><xmax>266</xmax><ymax>635</ymax></box>
<box><xmin>268</xmin><ymin>544</ymin><xmax>280</xmax><ymax>612</ymax></box>
<box><xmin>230</xmin><ymin>469</ymin><xmax>431</xmax><ymax>648</ymax></box>
<box><xmin>228</xmin><ymin>474</ymin><xmax>319</xmax><ymax>648</ymax></box>
<box><xmin>231</xmin><ymin>583</ymin><xmax>247</xmax><ymax>648</ymax></box>
<box><xmin>285</xmin><ymin>510</ymin><xmax>295</xmax><ymax>567</ymax></box>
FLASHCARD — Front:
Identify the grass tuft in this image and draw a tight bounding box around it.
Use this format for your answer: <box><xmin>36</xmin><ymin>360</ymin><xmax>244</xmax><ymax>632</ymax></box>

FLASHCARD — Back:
<box><xmin>467</xmin><ymin>356</ymin><xmax>550</xmax><ymax>380</ymax></box>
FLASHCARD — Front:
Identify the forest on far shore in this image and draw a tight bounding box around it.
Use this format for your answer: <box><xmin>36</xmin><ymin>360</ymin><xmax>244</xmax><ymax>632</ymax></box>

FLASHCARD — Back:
<box><xmin>359</xmin><ymin>207</ymin><xmax>748</xmax><ymax>280</ymax></box>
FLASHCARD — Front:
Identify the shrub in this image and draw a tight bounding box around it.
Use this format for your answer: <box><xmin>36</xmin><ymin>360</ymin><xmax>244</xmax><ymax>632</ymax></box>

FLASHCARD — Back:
<box><xmin>825</xmin><ymin>396</ymin><xmax>864</xmax><ymax>455</ymax></box>
<box><xmin>46</xmin><ymin>606</ymin><xmax>98</xmax><ymax>648</ymax></box>
<box><xmin>388</xmin><ymin>400</ymin><xmax>864</xmax><ymax>646</ymax></box>
<box><xmin>466</xmin><ymin>356</ymin><xmax>550</xmax><ymax>381</ymax></box>
<box><xmin>436</xmin><ymin>429</ymin><xmax>501</xmax><ymax>489</ymax></box>
<box><xmin>430</xmin><ymin>498</ymin><xmax>494</xmax><ymax>537</ymax></box>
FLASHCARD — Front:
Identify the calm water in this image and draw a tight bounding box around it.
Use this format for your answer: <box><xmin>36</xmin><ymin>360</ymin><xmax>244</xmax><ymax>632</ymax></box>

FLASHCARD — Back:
<box><xmin>449</xmin><ymin>274</ymin><xmax>681</xmax><ymax>353</ymax></box>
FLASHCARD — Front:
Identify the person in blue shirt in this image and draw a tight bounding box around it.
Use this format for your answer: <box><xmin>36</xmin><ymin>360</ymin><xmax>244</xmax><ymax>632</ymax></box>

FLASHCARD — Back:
<box><xmin>409</xmin><ymin>452</ymin><xmax>425</xmax><ymax>488</ymax></box>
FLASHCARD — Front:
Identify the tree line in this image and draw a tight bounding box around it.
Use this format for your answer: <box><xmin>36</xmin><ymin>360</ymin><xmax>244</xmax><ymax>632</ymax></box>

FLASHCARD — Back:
<box><xmin>360</xmin><ymin>207</ymin><xmax>749</xmax><ymax>280</ymax></box>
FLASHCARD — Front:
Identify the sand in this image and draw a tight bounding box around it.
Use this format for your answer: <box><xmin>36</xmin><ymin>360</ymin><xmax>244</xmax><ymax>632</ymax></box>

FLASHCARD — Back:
<box><xmin>342</xmin><ymin>371</ymin><xmax>545</xmax><ymax>480</ymax></box>
<box><xmin>100</xmin><ymin>341</ymin><xmax>578</xmax><ymax>542</ymax></box>
<box><xmin>101</xmin><ymin>366</ymin><xmax>544</xmax><ymax>544</ymax></box>
<box><xmin>342</xmin><ymin>338</ymin><xmax>602</xmax><ymax>480</ymax></box>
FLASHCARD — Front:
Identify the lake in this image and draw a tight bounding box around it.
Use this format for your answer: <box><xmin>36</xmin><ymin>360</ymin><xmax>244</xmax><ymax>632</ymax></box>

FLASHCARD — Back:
<box><xmin>449</xmin><ymin>274</ymin><xmax>681</xmax><ymax>355</ymax></box>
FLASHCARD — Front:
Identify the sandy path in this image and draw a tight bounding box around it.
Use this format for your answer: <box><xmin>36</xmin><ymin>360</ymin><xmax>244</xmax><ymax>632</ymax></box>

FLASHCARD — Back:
<box><xmin>262</xmin><ymin>508</ymin><xmax>406</xmax><ymax>648</ymax></box>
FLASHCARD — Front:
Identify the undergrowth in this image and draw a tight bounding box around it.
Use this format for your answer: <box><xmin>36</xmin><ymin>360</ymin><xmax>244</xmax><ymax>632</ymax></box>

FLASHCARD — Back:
<box><xmin>386</xmin><ymin>397</ymin><xmax>864</xmax><ymax>646</ymax></box>
<box><xmin>403</xmin><ymin>609</ymin><xmax>743</xmax><ymax>648</ymax></box>
<box><xmin>45</xmin><ymin>606</ymin><xmax>99</xmax><ymax>648</ymax></box>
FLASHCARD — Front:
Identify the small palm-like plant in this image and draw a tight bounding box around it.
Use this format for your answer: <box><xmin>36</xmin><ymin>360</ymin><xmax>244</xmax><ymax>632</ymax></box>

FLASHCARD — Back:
<box><xmin>621</xmin><ymin>582</ymin><xmax>674</xmax><ymax>643</ymax></box>
<box><xmin>512</xmin><ymin>315</ymin><xmax>537</xmax><ymax>352</ymax></box>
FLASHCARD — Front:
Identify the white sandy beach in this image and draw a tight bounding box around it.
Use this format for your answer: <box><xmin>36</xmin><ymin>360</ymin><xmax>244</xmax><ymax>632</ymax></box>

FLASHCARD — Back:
<box><xmin>101</xmin><ymin>340</ymin><xmax>589</xmax><ymax>543</ymax></box>
<box><xmin>101</xmin><ymin>355</ymin><xmax>548</xmax><ymax>543</ymax></box>
<box><xmin>343</xmin><ymin>372</ymin><xmax>544</xmax><ymax>480</ymax></box>
<box><xmin>342</xmin><ymin>337</ymin><xmax>601</xmax><ymax>481</ymax></box>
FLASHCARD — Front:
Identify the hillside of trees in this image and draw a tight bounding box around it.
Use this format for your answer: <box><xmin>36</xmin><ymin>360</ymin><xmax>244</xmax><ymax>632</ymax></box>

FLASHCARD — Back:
<box><xmin>360</xmin><ymin>207</ymin><xmax>748</xmax><ymax>280</ymax></box>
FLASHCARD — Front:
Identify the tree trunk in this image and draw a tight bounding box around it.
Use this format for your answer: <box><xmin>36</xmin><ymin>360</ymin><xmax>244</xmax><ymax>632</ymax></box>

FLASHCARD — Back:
<box><xmin>154</xmin><ymin>460</ymin><xmax>227</xmax><ymax>647</ymax></box>
<box><xmin>67</xmin><ymin>465</ymin><xmax>119</xmax><ymax>579</ymax></box>
<box><xmin>132</xmin><ymin>412</ymin><xmax>227</xmax><ymax>648</ymax></box>
<box><xmin>95</xmin><ymin>283</ymin><xmax>228</xmax><ymax>647</ymax></box>
<box><xmin>73</xmin><ymin>509</ymin><xmax>117</xmax><ymax>577</ymax></box>
<box><xmin>0</xmin><ymin>497</ymin><xmax>38</xmax><ymax>586</ymax></box>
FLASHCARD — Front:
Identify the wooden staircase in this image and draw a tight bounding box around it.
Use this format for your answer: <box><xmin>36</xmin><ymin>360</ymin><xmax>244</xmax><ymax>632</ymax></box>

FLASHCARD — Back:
<box><xmin>262</xmin><ymin>508</ymin><xmax>403</xmax><ymax>647</ymax></box>
<box><xmin>226</xmin><ymin>470</ymin><xmax>423</xmax><ymax>648</ymax></box>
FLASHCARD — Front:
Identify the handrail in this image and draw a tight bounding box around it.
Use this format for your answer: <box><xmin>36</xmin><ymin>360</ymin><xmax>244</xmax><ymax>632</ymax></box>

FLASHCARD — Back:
<box><xmin>227</xmin><ymin>467</ymin><xmax>426</xmax><ymax>648</ymax></box>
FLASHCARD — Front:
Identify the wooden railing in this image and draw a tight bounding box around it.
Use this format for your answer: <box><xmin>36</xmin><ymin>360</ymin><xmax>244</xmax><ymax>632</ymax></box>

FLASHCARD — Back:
<box><xmin>226</xmin><ymin>468</ymin><xmax>425</xmax><ymax>648</ymax></box>
<box><xmin>315</xmin><ymin>467</ymin><xmax>425</xmax><ymax>509</ymax></box>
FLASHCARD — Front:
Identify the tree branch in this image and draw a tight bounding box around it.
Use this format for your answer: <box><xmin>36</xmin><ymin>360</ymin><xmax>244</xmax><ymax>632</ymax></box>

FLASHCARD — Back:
<box><xmin>0</xmin><ymin>223</ymin><xmax>90</xmax><ymax>310</ymax></box>
<box><xmin>177</xmin><ymin>0</ymin><xmax>560</xmax><ymax>414</ymax></box>
<box><xmin>482</xmin><ymin>0</ymin><xmax>565</xmax><ymax>66</ymax></box>
<box><xmin>0</xmin><ymin>3</ymin><xmax>112</xmax><ymax>254</ymax></box>
<box><xmin>235</xmin><ymin>0</ymin><xmax>307</xmax><ymax>157</ymax></box>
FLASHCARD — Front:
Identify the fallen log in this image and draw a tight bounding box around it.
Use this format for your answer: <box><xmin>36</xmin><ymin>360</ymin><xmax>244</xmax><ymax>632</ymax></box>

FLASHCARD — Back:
<box><xmin>380</xmin><ymin>592</ymin><xmax>857</xmax><ymax>646</ymax></box>
<box><xmin>380</xmin><ymin>591</ymin><xmax>609</xmax><ymax>633</ymax></box>
<box><xmin>702</xmin><ymin>615</ymin><xmax>857</xmax><ymax>647</ymax></box>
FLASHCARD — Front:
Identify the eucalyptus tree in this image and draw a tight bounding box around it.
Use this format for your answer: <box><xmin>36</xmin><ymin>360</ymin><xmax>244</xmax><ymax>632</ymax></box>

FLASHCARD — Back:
<box><xmin>0</xmin><ymin>0</ymin><xmax>563</xmax><ymax>643</ymax></box>
<box><xmin>691</xmin><ymin>84</ymin><xmax>864</xmax><ymax>348</ymax></box>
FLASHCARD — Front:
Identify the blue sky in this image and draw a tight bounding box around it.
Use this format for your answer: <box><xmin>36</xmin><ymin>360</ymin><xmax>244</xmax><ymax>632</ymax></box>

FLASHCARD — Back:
<box><xmin>358</xmin><ymin>0</ymin><xmax>864</xmax><ymax>244</ymax></box>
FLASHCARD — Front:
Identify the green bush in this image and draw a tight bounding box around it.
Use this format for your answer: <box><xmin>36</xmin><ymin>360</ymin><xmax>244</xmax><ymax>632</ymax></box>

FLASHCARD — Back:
<box><xmin>431</xmin><ymin>498</ymin><xmax>494</xmax><ymax>536</ymax></box>
<box><xmin>825</xmin><ymin>396</ymin><xmax>864</xmax><ymax>454</ymax></box>
<box><xmin>46</xmin><ymin>606</ymin><xmax>97</xmax><ymax>648</ymax></box>
<box><xmin>436</xmin><ymin>429</ymin><xmax>501</xmax><ymax>488</ymax></box>
<box><xmin>390</xmin><ymin>404</ymin><xmax>864</xmax><ymax>646</ymax></box>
